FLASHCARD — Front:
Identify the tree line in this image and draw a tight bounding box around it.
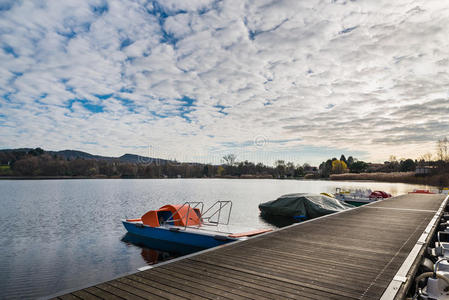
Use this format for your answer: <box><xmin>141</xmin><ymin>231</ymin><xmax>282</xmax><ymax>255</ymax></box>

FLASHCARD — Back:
<box><xmin>2</xmin><ymin>137</ymin><xmax>449</xmax><ymax>179</ymax></box>
<box><xmin>0</xmin><ymin>149</ymin><xmax>313</xmax><ymax>179</ymax></box>
<box><xmin>318</xmin><ymin>154</ymin><xmax>419</xmax><ymax>177</ymax></box>
<box><xmin>318</xmin><ymin>137</ymin><xmax>449</xmax><ymax>178</ymax></box>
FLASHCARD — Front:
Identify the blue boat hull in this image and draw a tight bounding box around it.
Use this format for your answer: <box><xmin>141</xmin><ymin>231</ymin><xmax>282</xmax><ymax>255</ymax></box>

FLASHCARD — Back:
<box><xmin>122</xmin><ymin>233</ymin><xmax>203</xmax><ymax>255</ymax></box>
<box><xmin>122</xmin><ymin>221</ymin><xmax>236</xmax><ymax>249</ymax></box>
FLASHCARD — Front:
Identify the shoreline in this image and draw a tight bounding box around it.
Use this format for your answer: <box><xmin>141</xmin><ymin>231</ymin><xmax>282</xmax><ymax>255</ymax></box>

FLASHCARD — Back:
<box><xmin>330</xmin><ymin>172</ymin><xmax>447</xmax><ymax>188</ymax></box>
<box><xmin>0</xmin><ymin>176</ymin><xmax>298</xmax><ymax>180</ymax></box>
<box><xmin>0</xmin><ymin>174</ymin><xmax>443</xmax><ymax>188</ymax></box>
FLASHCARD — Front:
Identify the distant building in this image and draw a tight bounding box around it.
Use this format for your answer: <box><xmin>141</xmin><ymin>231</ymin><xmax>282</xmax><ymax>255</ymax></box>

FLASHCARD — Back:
<box><xmin>304</xmin><ymin>166</ymin><xmax>318</xmax><ymax>173</ymax></box>
<box><xmin>415</xmin><ymin>165</ymin><xmax>435</xmax><ymax>175</ymax></box>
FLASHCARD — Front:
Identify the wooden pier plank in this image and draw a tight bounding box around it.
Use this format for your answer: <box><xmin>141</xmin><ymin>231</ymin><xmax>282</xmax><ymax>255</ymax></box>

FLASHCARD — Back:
<box><xmin>180</xmin><ymin>259</ymin><xmax>346</xmax><ymax>300</ymax></box>
<box><xmin>190</xmin><ymin>253</ymin><xmax>368</xmax><ymax>298</ymax></box>
<box><xmin>115</xmin><ymin>277</ymin><xmax>187</xmax><ymax>300</ymax></box>
<box><xmin>124</xmin><ymin>273</ymin><xmax>200</xmax><ymax>300</ymax></box>
<box><xmin>56</xmin><ymin>294</ymin><xmax>81</xmax><ymax>300</ymax></box>
<box><xmin>104</xmin><ymin>280</ymin><xmax>162</xmax><ymax>300</ymax></box>
<box><xmin>96</xmin><ymin>282</ymin><xmax>146</xmax><ymax>300</ymax></box>
<box><xmin>168</xmin><ymin>260</ymin><xmax>303</xmax><ymax>300</ymax></box>
<box><xmin>84</xmin><ymin>286</ymin><xmax>124</xmax><ymax>300</ymax></box>
<box><xmin>56</xmin><ymin>194</ymin><xmax>446</xmax><ymax>300</ymax></box>
<box><xmin>68</xmin><ymin>290</ymin><xmax>101</xmax><ymax>300</ymax></box>
<box><xmin>137</xmin><ymin>270</ymin><xmax>232</xmax><ymax>299</ymax></box>
<box><xmin>155</xmin><ymin>267</ymin><xmax>255</xmax><ymax>300</ymax></box>
<box><xmin>209</xmin><ymin>247</ymin><xmax>391</xmax><ymax>283</ymax></box>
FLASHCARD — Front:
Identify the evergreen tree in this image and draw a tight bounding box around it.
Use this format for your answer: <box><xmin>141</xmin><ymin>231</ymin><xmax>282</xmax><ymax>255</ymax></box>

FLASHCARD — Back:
<box><xmin>347</xmin><ymin>156</ymin><xmax>354</xmax><ymax>166</ymax></box>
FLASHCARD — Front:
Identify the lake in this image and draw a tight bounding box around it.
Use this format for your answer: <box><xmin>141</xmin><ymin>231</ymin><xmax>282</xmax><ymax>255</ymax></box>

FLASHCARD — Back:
<box><xmin>0</xmin><ymin>179</ymin><xmax>429</xmax><ymax>299</ymax></box>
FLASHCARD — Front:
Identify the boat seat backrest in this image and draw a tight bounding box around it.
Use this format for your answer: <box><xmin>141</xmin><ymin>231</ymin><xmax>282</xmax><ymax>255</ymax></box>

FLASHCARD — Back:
<box><xmin>158</xmin><ymin>211</ymin><xmax>174</xmax><ymax>225</ymax></box>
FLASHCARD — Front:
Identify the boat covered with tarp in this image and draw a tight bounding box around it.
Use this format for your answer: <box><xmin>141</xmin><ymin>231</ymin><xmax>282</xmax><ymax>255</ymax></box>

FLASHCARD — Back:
<box><xmin>259</xmin><ymin>193</ymin><xmax>354</xmax><ymax>219</ymax></box>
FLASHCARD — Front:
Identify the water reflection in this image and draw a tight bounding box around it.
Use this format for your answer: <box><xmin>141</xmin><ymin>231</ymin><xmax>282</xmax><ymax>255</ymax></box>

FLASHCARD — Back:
<box><xmin>121</xmin><ymin>233</ymin><xmax>202</xmax><ymax>265</ymax></box>
<box><xmin>259</xmin><ymin>213</ymin><xmax>300</xmax><ymax>228</ymax></box>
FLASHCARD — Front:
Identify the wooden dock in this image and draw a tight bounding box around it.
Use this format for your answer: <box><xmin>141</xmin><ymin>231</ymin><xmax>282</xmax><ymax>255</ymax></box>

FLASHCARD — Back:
<box><xmin>53</xmin><ymin>194</ymin><xmax>448</xmax><ymax>300</ymax></box>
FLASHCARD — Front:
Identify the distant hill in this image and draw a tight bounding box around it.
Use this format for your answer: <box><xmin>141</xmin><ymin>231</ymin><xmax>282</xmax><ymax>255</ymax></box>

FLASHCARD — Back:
<box><xmin>48</xmin><ymin>150</ymin><xmax>114</xmax><ymax>161</ymax></box>
<box><xmin>118</xmin><ymin>153</ymin><xmax>171</xmax><ymax>164</ymax></box>
<box><xmin>0</xmin><ymin>148</ymin><xmax>172</xmax><ymax>164</ymax></box>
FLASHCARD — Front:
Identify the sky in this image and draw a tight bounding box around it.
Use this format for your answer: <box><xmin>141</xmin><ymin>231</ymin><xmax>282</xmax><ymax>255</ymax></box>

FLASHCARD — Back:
<box><xmin>1</xmin><ymin>0</ymin><xmax>449</xmax><ymax>166</ymax></box>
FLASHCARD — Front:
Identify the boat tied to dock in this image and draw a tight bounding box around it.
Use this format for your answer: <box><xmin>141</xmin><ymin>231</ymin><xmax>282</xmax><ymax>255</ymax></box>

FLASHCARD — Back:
<box><xmin>258</xmin><ymin>193</ymin><xmax>354</xmax><ymax>221</ymax></box>
<box><xmin>333</xmin><ymin>187</ymin><xmax>392</xmax><ymax>206</ymax></box>
<box><xmin>122</xmin><ymin>201</ymin><xmax>271</xmax><ymax>249</ymax></box>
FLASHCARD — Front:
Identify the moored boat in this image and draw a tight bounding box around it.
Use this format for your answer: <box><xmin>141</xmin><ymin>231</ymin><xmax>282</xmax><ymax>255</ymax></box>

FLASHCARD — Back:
<box><xmin>259</xmin><ymin>193</ymin><xmax>354</xmax><ymax>221</ymax></box>
<box><xmin>122</xmin><ymin>201</ymin><xmax>271</xmax><ymax>249</ymax></box>
<box><xmin>333</xmin><ymin>188</ymin><xmax>391</xmax><ymax>206</ymax></box>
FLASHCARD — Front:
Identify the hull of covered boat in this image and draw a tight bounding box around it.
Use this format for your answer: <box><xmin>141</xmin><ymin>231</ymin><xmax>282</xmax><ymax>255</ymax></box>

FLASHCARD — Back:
<box><xmin>343</xmin><ymin>199</ymin><xmax>374</xmax><ymax>206</ymax></box>
<box><xmin>122</xmin><ymin>220</ymin><xmax>236</xmax><ymax>249</ymax></box>
<box><xmin>335</xmin><ymin>194</ymin><xmax>378</xmax><ymax>206</ymax></box>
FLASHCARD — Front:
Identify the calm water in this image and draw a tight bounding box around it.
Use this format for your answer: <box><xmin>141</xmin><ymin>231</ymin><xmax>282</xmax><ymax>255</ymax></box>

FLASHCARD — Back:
<box><xmin>0</xmin><ymin>179</ymin><xmax>429</xmax><ymax>299</ymax></box>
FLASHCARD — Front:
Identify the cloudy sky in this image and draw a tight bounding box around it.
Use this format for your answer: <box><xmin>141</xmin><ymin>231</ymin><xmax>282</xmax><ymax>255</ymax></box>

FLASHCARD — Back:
<box><xmin>1</xmin><ymin>0</ymin><xmax>448</xmax><ymax>165</ymax></box>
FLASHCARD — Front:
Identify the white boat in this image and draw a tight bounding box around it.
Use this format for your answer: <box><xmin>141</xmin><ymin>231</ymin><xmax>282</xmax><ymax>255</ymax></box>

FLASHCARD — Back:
<box><xmin>333</xmin><ymin>188</ymin><xmax>391</xmax><ymax>206</ymax></box>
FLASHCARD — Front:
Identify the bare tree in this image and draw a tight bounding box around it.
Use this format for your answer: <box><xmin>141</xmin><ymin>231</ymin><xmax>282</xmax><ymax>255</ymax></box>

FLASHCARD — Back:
<box><xmin>421</xmin><ymin>152</ymin><xmax>433</xmax><ymax>163</ymax></box>
<box><xmin>222</xmin><ymin>154</ymin><xmax>237</xmax><ymax>166</ymax></box>
<box><xmin>275</xmin><ymin>160</ymin><xmax>286</xmax><ymax>177</ymax></box>
<box><xmin>437</xmin><ymin>137</ymin><xmax>449</xmax><ymax>162</ymax></box>
<box><xmin>444</xmin><ymin>137</ymin><xmax>448</xmax><ymax>161</ymax></box>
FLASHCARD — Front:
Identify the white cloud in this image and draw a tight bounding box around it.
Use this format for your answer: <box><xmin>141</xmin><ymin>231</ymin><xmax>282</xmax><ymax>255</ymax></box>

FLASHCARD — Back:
<box><xmin>1</xmin><ymin>0</ymin><xmax>449</xmax><ymax>165</ymax></box>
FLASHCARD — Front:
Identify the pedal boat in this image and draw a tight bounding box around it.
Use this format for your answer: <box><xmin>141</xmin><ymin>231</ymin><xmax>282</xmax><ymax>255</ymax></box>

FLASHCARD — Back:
<box><xmin>122</xmin><ymin>201</ymin><xmax>271</xmax><ymax>249</ymax></box>
<box><xmin>333</xmin><ymin>188</ymin><xmax>392</xmax><ymax>206</ymax></box>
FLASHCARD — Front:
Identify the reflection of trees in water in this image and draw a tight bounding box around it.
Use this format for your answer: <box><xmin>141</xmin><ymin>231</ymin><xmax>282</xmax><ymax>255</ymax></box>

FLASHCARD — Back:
<box><xmin>140</xmin><ymin>248</ymin><xmax>172</xmax><ymax>265</ymax></box>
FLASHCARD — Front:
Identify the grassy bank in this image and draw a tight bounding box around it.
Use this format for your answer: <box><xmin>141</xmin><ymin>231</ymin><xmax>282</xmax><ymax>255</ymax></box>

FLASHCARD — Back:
<box><xmin>330</xmin><ymin>172</ymin><xmax>449</xmax><ymax>187</ymax></box>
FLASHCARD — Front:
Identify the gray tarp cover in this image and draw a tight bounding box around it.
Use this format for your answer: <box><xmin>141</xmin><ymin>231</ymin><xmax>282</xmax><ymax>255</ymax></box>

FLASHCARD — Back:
<box><xmin>259</xmin><ymin>193</ymin><xmax>354</xmax><ymax>218</ymax></box>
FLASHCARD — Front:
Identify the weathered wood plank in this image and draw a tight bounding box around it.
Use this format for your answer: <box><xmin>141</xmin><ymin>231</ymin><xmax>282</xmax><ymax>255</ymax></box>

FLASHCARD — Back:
<box><xmin>96</xmin><ymin>282</ymin><xmax>145</xmax><ymax>300</ymax></box>
<box><xmin>125</xmin><ymin>273</ymin><xmax>201</xmax><ymax>300</ymax></box>
<box><xmin>83</xmin><ymin>286</ymin><xmax>122</xmax><ymax>300</ymax></box>
<box><xmin>105</xmin><ymin>280</ymin><xmax>161</xmax><ymax>300</ymax></box>
<box><xmin>69</xmin><ymin>290</ymin><xmax>99</xmax><ymax>300</ymax></box>
<box><xmin>156</xmin><ymin>266</ymin><xmax>256</xmax><ymax>300</ymax></box>
<box><xmin>211</xmin><ymin>246</ymin><xmax>393</xmax><ymax>280</ymax></box>
<box><xmin>137</xmin><ymin>269</ymin><xmax>232</xmax><ymax>300</ymax></box>
<box><xmin>171</xmin><ymin>260</ymin><xmax>341</xmax><ymax>300</ymax></box>
<box><xmin>57</xmin><ymin>294</ymin><xmax>81</xmax><ymax>300</ymax></box>
<box><xmin>116</xmin><ymin>277</ymin><xmax>186</xmax><ymax>300</ymax></box>
<box><xmin>189</xmin><ymin>255</ymin><xmax>363</xmax><ymax>299</ymax></box>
